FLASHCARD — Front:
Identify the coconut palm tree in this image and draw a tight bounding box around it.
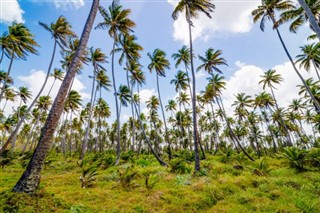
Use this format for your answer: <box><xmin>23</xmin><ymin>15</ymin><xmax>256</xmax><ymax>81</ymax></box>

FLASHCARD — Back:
<box><xmin>296</xmin><ymin>43</ymin><xmax>320</xmax><ymax>81</ymax></box>
<box><xmin>197</xmin><ymin>48</ymin><xmax>228</xmax><ymax>74</ymax></box>
<box><xmin>296</xmin><ymin>0</ymin><xmax>320</xmax><ymax>39</ymax></box>
<box><xmin>252</xmin><ymin>0</ymin><xmax>320</xmax><ymax>112</ymax></box>
<box><xmin>12</xmin><ymin>0</ymin><xmax>100</xmax><ymax>193</ymax></box>
<box><xmin>48</xmin><ymin>68</ymin><xmax>65</xmax><ymax>96</ymax></box>
<box><xmin>172</xmin><ymin>0</ymin><xmax>215</xmax><ymax>171</ymax></box>
<box><xmin>0</xmin><ymin>23</ymin><xmax>39</xmax><ymax>104</ymax></box>
<box><xmin>148</xmin><ymin>49</ymin><xmax>171</xmax><ymax>157</ymax></box>
<box><xmin>96</xmin><ymin>1</ymin><xmax>135</xmax><ymax>164</ymax></box>
<box><xmin>2</xmin><ymin>16</ymin><xmax>76</xmax><ymax>153</ymax></box>
<box><xmin>259</xmin><ymin>69</ymin><xmax>293</xmax><ymax>146</ymax></box>
<box><xmin>278</xmin><ymin>0</ymin><xmax>320</xmax><ymax>34</ymax></box>
<box><xmin>81</xmin><ymin>47</ymin><xmax>107</xmax><ymax>159</ymax></box>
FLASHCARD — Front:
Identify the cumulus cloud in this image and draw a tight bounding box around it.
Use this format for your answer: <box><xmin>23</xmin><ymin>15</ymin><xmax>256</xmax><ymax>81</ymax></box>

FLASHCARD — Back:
<box><xmin>222</xmin><ymin>61</ymin><xmax>317</xmax><ymax>115</ymax></box>
<box><xmin>137</xmin><ymin>88</ymin><xmax>157</xmax><ymax>104</ymax></box>
<box><xmin>167</xmin><ymin>0</ymin><xmax>259</xmax><ymax>43</ymax></box>
<box><xmin>53</xmin><ymin>0</ymin><xmax>85</xmax><ymax>10</ymax></box>
<box><xmin>1</xmin><ymin>69</ymin><xmax>90</xmax><ymax>116</ymax></box>
<box><xmin>0</xmin><ymin>0</ymin><xmax>24</xmax><ymax>24</ymax></box>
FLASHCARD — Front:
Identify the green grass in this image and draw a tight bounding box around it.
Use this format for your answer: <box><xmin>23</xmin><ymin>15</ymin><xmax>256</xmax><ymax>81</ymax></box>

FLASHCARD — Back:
<box><xmin>1</xmin><ymin>153</ymin><xmax>320</xmax><ymax>212</ymax></box>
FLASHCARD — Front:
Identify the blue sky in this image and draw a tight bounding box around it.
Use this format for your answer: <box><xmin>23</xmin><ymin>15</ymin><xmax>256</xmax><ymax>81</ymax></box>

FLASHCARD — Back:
<box><xmin>0</xmin><ymin>0</ymin><xmax>317</xmax><ymax>121</ymax></box>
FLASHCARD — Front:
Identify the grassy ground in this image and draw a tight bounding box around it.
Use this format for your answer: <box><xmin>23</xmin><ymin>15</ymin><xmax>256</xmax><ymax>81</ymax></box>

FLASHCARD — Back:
<box><xmin>1</xmin><ymin>151</ymin><xmax>320</xmax><ymax>212</ymax></box>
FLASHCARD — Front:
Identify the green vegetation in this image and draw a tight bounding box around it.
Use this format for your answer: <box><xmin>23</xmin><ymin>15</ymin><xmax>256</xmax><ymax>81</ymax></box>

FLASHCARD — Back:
<box><xmin>1</xmin><ymin>150</ymin><xmax>320</xmax><ymax>212</ymax></box>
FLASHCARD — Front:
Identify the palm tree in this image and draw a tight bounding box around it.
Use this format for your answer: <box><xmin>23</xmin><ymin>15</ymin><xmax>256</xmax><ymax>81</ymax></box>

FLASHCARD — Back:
<box><xmin>96</xmin><ymin>1</ymin><xmax>135</xmax><ymax>164</ymax></box>
<box><xmin>259</xmin><ymin>69</ymin><xmax>293</xmax><ymax>146</ymax></box>
<box><xmin>81</xmin><ymin>47</ymin><xmax>107</xmax><ymax>159</ymax></box>
<box><xmin>172</xmin><ymin>0</ymin><xmax>215</xmax><ymax>171</ymax></box>
<box><xmin>148</xmin><ymin>49</ymin><xmax>171</xmax><ymax>158</ymax></box>
<box><xmin>296</xmin><ymin>0</ymin><xmax>320</xmax><ymax>39</ymax></box>
<box><xmin>2</xmin><ymin>16</ymin><xmax>76</xmax><ymax>153</ymax></box>
<box><xmin>0</xmin><ymin>22</ymin><xmax>39</xmax><ymax>104</ymax></box>
<box><xmin>296</xmin><ymin>43</ymin><xmax>320</xmax><ymax>81</ymax></box>
<box><xmin>252</xmin><ymin>0</ymin><xmax>320</xmax><ymax>112</ymax></box>
<box><xmin>118</xmin><ymin>84</ymin><xmax>131</xmax><ymax>115</ymax></box>
<box><xmin>197</xmin><ymin>48</ymin><xmax>228</xmax><ymax>74</ymax></box>
<box><xmin>172</xmin><ymin>45</ymin><xmax>192</xmax><ymax>99</ymax></box>
<box><xmin>12</xmin><ymin>0</ymin><xmax>100</xmax><ymax>193</ymax></box>
<box><xmin>171</xmin><ymin>70</ymin><xmax>189</xmax><ymax>92</ymax></box>
<box><xmin>278</xmin><ymin>0</ymin><xmax>320</xmax><ymax>34</ymax></box>
<box><xmin>48</xmin><ymin>68</ymin><xmax>65</xmax><ymax>96</ymax></box>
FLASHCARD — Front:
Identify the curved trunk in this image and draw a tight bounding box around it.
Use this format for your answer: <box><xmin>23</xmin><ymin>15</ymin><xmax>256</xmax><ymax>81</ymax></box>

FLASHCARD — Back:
<box><xmin>271</xmin><ymin>17</ymin><xmax>320</xmax><ymax>112</ymax></box>
<box><xmin>156</xmin><ymin>74</ymin><xmax>171</xmax><ymax>159</ymax></box>
<box><xmin>186</xmin><ymin>7</ymin><xmax>200</xmax><ymax>171</ymax></box>
<box><xmin>81</xmin><ymin>65</ymin><xmax>97</xmax><ymax>159</ymax></box>
<box><xmin>312</xmin><ymin>59</ymin><xmax>320</xmax><ymax>81</ymax></box>
<box><xmin>297</xmin><ymin>0</ymin><xmax>320</xmax><ymax>40</ymax></box>
<box><xmin>270</xmin><ymin>87</ymin><xmax>293</xmax><ymax>146</ymax></box>
<box><xmin>126</xmin><ymin>70</ymin><xmax>135</xmax><ymax>151</ymax></box>
<box><xmin>12</xmin><ymin>0</ymin><xmax>100</xmax><ymax>193</ymax></box>
<box><xmin>111</xmin><ymin>41</ymin><xmax>121</xmax><ymax>165</ymax></box>
<box><xmin>0</xmin><ymin>40</ymin><xmax>58</xmax><ymax>154</ymax></box>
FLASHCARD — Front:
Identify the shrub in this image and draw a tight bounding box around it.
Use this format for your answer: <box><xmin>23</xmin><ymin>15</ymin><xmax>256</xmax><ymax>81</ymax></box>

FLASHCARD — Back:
<box><xmin>0</xmin><ymin>150</ymin><xmax>15</xmax><ymax>168</ymax></box>
<box><xmin>307</xmin><ymin>148</ymin><xmax>320</xmax><ymax>168</ymax></box>
<box><xmin>250</xmin><ymin>158</ymin><xmax>271</xmax><ymax>176</ymax></box>
<box><xmin>282</xmin><ymin>147</ymin><xmax>307</xmax><ymax>172</ymax></box>
<box><xmin>77</xmin><ymin>160</ymin><xmax>98</xmax><ymax>188</ymax></box>
<box><xmin>117</xmin><ymin>164</ymin><xmax>138</xmax><ymax>190</ymax></box>
<box><xmin>175</xmin><ymin>174</ymin><xmax>192</xmax><ymax>186</ymax></box>
<box><xmin>169</xmin><ymin>158</ymin><xmax>192</xmax><ymax>174</ymax></box>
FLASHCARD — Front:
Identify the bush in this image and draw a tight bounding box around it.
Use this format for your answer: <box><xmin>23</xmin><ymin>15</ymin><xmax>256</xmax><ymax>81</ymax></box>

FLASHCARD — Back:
<box><xmin>250</xmin><ymin>158</ymin><xmax>271</xmax><ymax>176</ymax></box>
<box><xmin>77</xmin><ymin>159</ymin><xmax>98</xmax><ymax>188</ymax></box>
<box><xmin>283</xmin><ymin>147</ymin><xmax>307</xmax><ymax>172</ymax></box>
<box><xmin>308</xmin><ymin>148</ymin><xmax>320</xmax><ymax>168</ymax></box>
<box><xmin>0</xmin><ymin>150</ymin><xmax>15</xmax><ymax>168</ymax></box>
<box><xmin>117</xmin><ymin>164</ymin><xmax>138</xmax><ymax>190</ymax></box>
<box><xmin>169</xmin><ymin>158</ymin><xmax>192</xmax><ymax>174</ymax></box>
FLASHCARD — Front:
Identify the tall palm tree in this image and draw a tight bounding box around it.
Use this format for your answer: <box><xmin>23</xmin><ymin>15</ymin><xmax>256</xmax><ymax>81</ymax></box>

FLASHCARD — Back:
<box><xmin>172</xmin><ymin>0</ymin><xmax>215</xmax><ymax>171</ymax></box>
<box><xmin>259</xmin><ymin>69</ymin><xmax>293</xmax><ymax>146</ymax></box>
<box><xmin>2</xmin><ymin>16</ymin><xmax>76</xmax><ymax>152</ymax></box>
<box><xmin>252</xmin><ymin>0</ymin><xmax>320</xmax><ymax>112</ymax></box>
<box><xmin>12</xmin><ymin>0</ymin><xmax>100</xmax><ymax>193</ymax></box>
<box><xmin>296</xmin><ymin>43</ymin><xmax>320</xmax><ymax>81</ymax></box>
<box><xmin>296</xmin><ymin>0</ymin><xmax>320</xmax><ymax>39</ymax></box>
<box><xmin>48</xmin><ymin>68</ymin><xmax>65</xmax><ymax>96</ymax></box>
<box><xmin>0</xmin><ymin>22</ymin><xmax>39</xmax><ymax>104</ymax></box>
<box><xmin>81</xmin><ymin>47</ymin><xmax>107</xmax><ymax>159</ymax></box>
<box><xmin>148</xmin><ymin>49</ymin><xmax>171</xmax><ymax>158</ymax></box>
<box><xmin>197</xmin><ymin>48</ymin><xmax>228</xmax><ymax>74</ymax></box>
<box><xmin>278</xmin><ymin>0</ymin><xmax>320</xmax><ymax>33</ymax></box>
<box><xmin>96</xmin><ymin>1</ymin><xmax>135</xmax><ymax>164</ymax></box>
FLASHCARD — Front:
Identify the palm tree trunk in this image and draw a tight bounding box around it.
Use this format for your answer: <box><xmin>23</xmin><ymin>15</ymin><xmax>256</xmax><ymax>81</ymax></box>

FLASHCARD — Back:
<box><xmin>272</xmin><ymin>17</ymin><xmax>320</xmax><ymax>112</ymax></box>
<box><xmin>186</xmin><ymin>7</ymin><xmax>200</xmax><ymax>171</ymax></box>
<box><xmin>112</xmin><ymin>41</ymin><xmax>121</xmax><ymax>165</ymax></box>
<box><xmin>0</xmin><ymin>50</ymin><xmax>14</xmax><ymax>104</ymax></box>
<box><xmin>270</xmin><ymin>86</ymin><xmax>293</xmax><ymax>146</ymax></box>
<box><xmin>81</xmin><ymin>65</ymin><xmax>97</xmax><ymax>159</ymax></box>
<box><xmin>312</xmin><ymin>59</ymin><xmax>320</xmax><ymax>81</ymax></box>
<box><xmin>296</xmin><ymin>0</ymin><xmax>320</xmax><ymax>40</ymax></box>
<box><xmin>156</xmin><ymin>74</ymin><xmax>172</xmax><ymax>159</ymax></box>
<box><xmin>0</xmin><ymin>40</ymin><xmax>58</xmax><ymax>154</ymax></box>
<box><xmin>0</xmin><ymin>50</ymin><xmax>4</xmax><ymax>64</ymax></box>
<box><xmin>12</xmin><ymin>0</ymin><xmax>100</xmax><ymax>193</ymax></box>
<box><xmin>133</xmin><ymin>100</ymin><xmax>167</xmax><ymax>166</ymax></box>
<box><xmin>126</xmin><ymin>70</ymin><xmax>135</xmax><ymax>152</ymax></box>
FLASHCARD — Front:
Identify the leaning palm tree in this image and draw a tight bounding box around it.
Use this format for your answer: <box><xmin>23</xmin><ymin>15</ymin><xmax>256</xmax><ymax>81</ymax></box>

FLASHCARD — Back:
<box><xmin>172</xmin><ymin>0</ymin><xmax>215</xmax><ymax>171</ymax></box>
<box><xmin>12</xmin><ymin>0</ymin><xmax>100</xmax><ymax>193</ymax></box>
<box><xmin>1</xmin><ymin>16</ymin><xmax>76</xmax><ymax>153</ymax></box>
<box><xmin>259</xmin><ymin>69</ymin><xmax>293</xmax><ymax>146</ymax></box>
<box><xmin>296</xmin><ymin>43</ymin><xmax>320</xmax><ymax>81</ymax></box>
<box><xmin>48</xmin><ymin>68</ymin><xmax>65</xmax><ymax>96</ymax></box>
<box><xmin>96</xmin><ymin>0</ymin><xmax>135</xmax><ymax>164</ymax></box>
<box><xmin>252</xmin><ymin>0</ymin><xmax>320</xmax><ymax>112</ymax></box>
<box><xmin>0</xmin><ymin>22</ymin><xmax>39</xmax><ymax>104</ymax></box>
<box><xmin>296</xmin><ymin>0</ymin><xmax>320</xmax><ymax>39</ymax></box>
<box><xmin>148</xmin><ymin>49</ymin><xmax>171</xmax><ymax>158</ymax></box>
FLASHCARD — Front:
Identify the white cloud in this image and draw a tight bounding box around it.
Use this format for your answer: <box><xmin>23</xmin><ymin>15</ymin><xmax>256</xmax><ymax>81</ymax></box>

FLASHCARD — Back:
<box><xmin>137</xmin><ymin>88</ymin><xmax>157</xmax><ymax>104</ymax></box>
<box><xmin>53</xmin><ymin>0</ymin><xmax>85</xmax><ymax>10</ymax></box>
<box><xmin>0</xmin><ymin>0</ymin><xmax>24</xmax><ymax>24</ymax></box>
<box><xmin>195</xmin><ymin>70</ymin><xmax>206</xmax><ymax>79</ymax></box>
<box><xmin>168</xmin><ymin>0</ymin><xmax>259</xmax><ymax>43</ymax></box>
<box><xmin>1</xmin><ymin>69</ymin><xmax>90</xmax><ymax>116</ymax></box>
<box><xmin>221</xmin><ymin>61</ymin><xmax>317</xmax><ymax>115</ymax></box>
